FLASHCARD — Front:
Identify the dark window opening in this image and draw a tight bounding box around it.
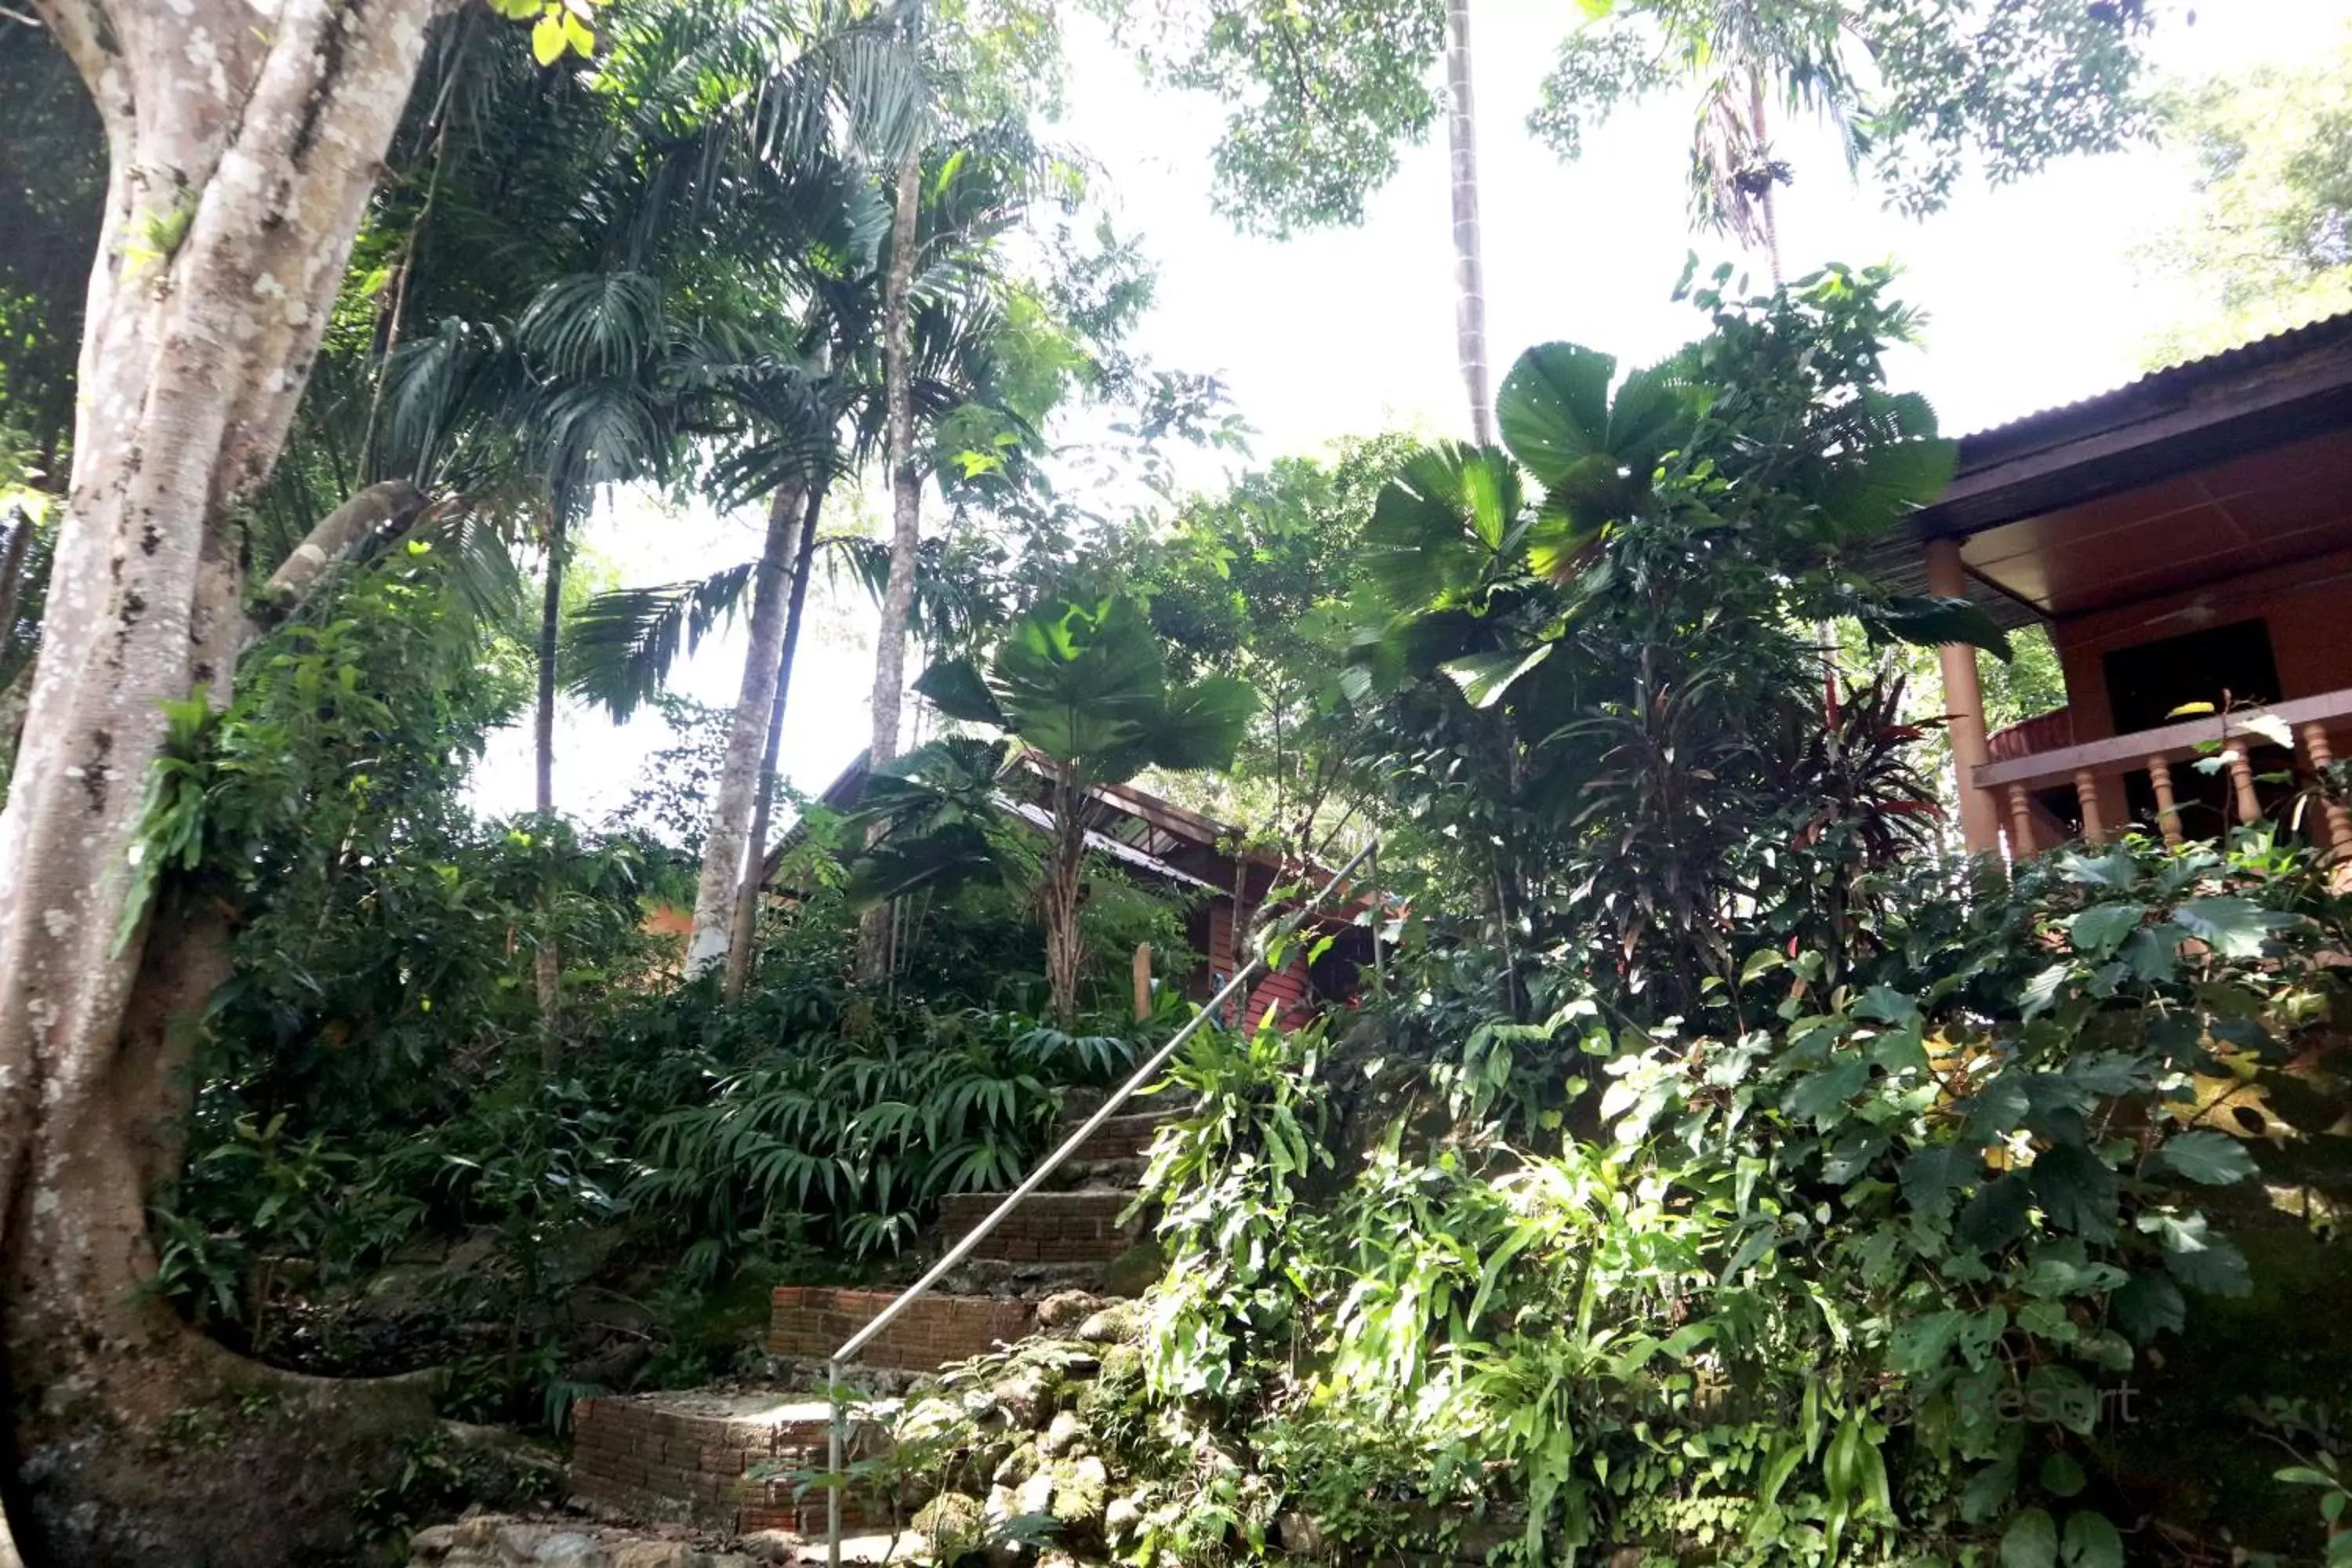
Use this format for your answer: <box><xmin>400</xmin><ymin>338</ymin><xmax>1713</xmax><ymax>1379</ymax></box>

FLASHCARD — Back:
<box><xmin>2102</xmin><ymin>618</ymin><xmax>2281</xmax><ymax>735</ymax></box>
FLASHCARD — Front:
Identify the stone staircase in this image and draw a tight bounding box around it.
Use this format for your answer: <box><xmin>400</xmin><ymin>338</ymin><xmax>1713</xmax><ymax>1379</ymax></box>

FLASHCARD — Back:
<box><xmin>560</xmin><ymin>1100</ymin><xmax>1176</xmax><ymax>1557</ymax></box>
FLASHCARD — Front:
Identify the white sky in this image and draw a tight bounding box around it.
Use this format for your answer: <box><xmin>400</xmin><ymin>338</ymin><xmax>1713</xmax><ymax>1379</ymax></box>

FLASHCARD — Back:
<box><xmin>468</xmin><ymin>0</ymin><xmax>2352</xmax><ymax>824</ymax></box>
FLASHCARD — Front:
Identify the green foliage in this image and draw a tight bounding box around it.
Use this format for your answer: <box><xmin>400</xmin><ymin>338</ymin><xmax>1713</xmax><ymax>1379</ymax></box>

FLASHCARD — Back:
<box><xmin>955</xmin><ymin>830</ymin><xmax>2346</xmax><ymax>1567</ymax></box>
<box><xmin>2140</xmin><ymin>34</ymin><xmax>2352</xmax><ymax>365</ymax></box>
<box><xmin>1097</xmin><ymin>0</ymin><xmax>1445</xmax><ymax>235</ymax></box>
<box><xmin>877</xmin><ymin>593</ymin><xmax>1255</xmax><ymax>1022</ymax></box>
<box><xmin>1530</xmin><ymin>0</ymin><xmax>2157</xmax><ymax>240</ymax></box>
<box><xmin>634</xmin><ymin>1002</ymin><xmax>1140</xmax><ymax>1265</ymax></box>
<box><xmin>1338</xmin><ymin>266</ymin><xmax>1985</xmax><ymax>1012</ymax></box>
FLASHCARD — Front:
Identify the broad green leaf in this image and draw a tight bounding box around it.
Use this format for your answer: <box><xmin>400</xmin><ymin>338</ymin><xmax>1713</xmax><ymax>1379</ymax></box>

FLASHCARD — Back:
<box><xmin>1854</xmin><ymin>984</ymin><xmax>1922</xmax><ymax>1028</ymax></box>
<box><xmin>913</xmin><ymin>658</ymin><xmax>1006</xmax><ymax>728</ymax></box>
<box><xmin>1786</xmin><ymin>1056</ymin><xmax>1870</xmax><ymax>1127</ymax></box>
<box><xmin>2110</xmin><ymin>1269</ymin><xmax>2186</xmax><ymax>1341</ymax></box>
<box><xmin>532</xmin><ymin>10</ymin><xmax>567</xmax><ymax>64</ymax></box>
<box><xmin>2148</xmin><ymin>1211</ymin><xmax>2252</xmax><ymax>1297</ymax></box>
<box><xmin>1889</xmin><ymin>1308</ymin><xmax>1969</xmax><ymax>1373</ymax></box>
<box><xmin>2002</xmin><ymin>1508</ymin><xmax>2059</xmax><ymax>1568</ymax></box>
<box><xmin>2053</xmin><ymin>848</ymin><xmax>2140</xmax><ymax>890</ymax></box>
<box><xmin>2067</xmin><ymin>904</ymin><xmax>2142</xmax><ymax>957</ymax></box>
<box><xmin>1439</xmin><ymin>643</ymin><xmax>1554</xmax><ymax>710</ymax></box>
<box><xmin>2020</xmin><ymin>963</ymin><xmax>2071</xmax><ymax>1021</ymax></box>
<box><xmin>1814</xmin><ymin>437</ymin><xmax>1958</xmax><ymax>542</ymax></box>
<box><xmin>1151</xmin><ymin>677</ymin><xmax>1260</xmax><ymax>773</ymax></box>
<box><xmin>2151</xmin><ymin>1129</ymin><xmax>2258</xmax><ymax>1186</ymax></box>
<box><xmin>2060</xmin><ymin>1510</ymin><xmax>2124</xmax><ymax>1568</ymax></box>
<box><xmin>2027</xmin><ymin>1364</ymin><xmax>2099</xmax><ymax>1435</ymax></box>
<box><xmin>1900</xmin><ymin>1146</ymin><xmax>1980</xmax><ymax>1215</ymax></box>
<box><xmin>1495</xmin><ymin>343</ymin><xmax>1617</xmax><ymax>483</ymax></box>
<box><xmin>2031</xmin><ymin>1143</ymin><xmax>2119</xmax><ymax>1243</ymax></box>
<box><xmin>1962</xmin><ymin>1457</ymin><xmax>2020</xmax><ymax>1524</ymax></box>
<box><xmin>1361</xmin><ymin>445</ymin><xmax>1526</xmax><ymax>611</ymax></box>
<box><xmin>1864</xmin><ymin>594</ymin><xmax>2013</xmax><ymax>659</ymax></box>
<box><xmin>2041</xmin><ymin>1455</ymin><xmax>2087</xmax><ymax>1499</ymax></box>
<box><xmin>1955</xmin><ymin>1173</ymin><xmax>2033</xmax><ymax>1253</ymax></box>
<box><xmin>2173</xmin><ymin>896</ymin><xmax>2292</xmax><ymax>959</ymax></box>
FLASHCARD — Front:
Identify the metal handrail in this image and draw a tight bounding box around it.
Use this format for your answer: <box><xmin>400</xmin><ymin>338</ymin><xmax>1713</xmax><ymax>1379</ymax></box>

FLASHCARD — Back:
<box><xmin>825</xmin><ymin>837</ymin><xmax>1381</xmax><ymax>1563</ymax></box>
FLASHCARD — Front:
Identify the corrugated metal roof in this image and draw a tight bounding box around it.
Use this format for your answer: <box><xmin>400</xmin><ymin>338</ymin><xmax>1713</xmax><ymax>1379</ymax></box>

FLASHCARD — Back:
<box><xmin>1954</xmin><ymin>307</ymin><xmax>2352</xmax><ymax>451</ymax></box>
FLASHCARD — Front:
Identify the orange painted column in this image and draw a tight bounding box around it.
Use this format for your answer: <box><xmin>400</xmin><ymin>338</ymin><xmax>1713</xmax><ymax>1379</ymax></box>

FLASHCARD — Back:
<box><xmin>1926</xmin><ymin>538</ymin><xmax>2003</xmax><ymax>855</ymax></box>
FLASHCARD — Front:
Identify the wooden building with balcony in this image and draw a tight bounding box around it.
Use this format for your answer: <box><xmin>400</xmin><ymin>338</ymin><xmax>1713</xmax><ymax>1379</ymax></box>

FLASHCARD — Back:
<box><xmin>1875</xmin><ymin>312</ymin><xmax>2352</xmax><ymax>858</ymax></box>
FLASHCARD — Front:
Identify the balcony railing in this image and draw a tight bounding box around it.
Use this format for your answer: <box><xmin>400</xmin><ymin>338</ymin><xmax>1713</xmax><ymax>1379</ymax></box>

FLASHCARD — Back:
<box><xmin>1972</xmin><ymin>687</ymin><xmax>2352</xmax><ymax>856</ymax></box>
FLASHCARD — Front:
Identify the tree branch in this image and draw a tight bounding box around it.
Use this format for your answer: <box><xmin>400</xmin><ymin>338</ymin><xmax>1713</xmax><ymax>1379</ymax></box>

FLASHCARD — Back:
<box><xmin>249</xmin><ymin>479</ymin><xmax>431</xmax><ymax>635</ymax></box>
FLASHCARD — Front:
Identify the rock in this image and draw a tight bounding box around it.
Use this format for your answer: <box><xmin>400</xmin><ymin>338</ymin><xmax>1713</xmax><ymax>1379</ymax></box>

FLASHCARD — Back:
<box><xmin>1277</xmin><ymin>1510</ymin><xmax>1328</xmax><ymax>1557</ymax></box>
<box><xmin>1036</xmin><ymin>1410</ymin><xmax>1084</xmax><ymax>1460</ymax></box>
<box><xmin>1104</xmin><ymin>1495</ymin><xmax>1142</xmax><ymax>1544</ymax></box>
<box><xmin>1014</xmin><ymin>1472</ymin><xmax>1055</xmax><ymax>1520</ymax></box>
<box><xmin>985</xmin><ymin>1484</ymin><xmax>1019</xmax><ymax>1530</ymax></box>
<box><xmin>1033</xmin><ymin>1291</ymin><xmax>1099</xmax><ymax>1332</ymax></box>
<box><xmin>411</xmin><ymin>1525</ymin><xmax>460</xmax><ymax>1557</ymax></box>
<box><xmin>988</xmin><ymin>1371</ymin><xmax>1052</xmax><ymax>1430</ymax></box>
<box><xmin>737</xmin><ymin>1532</ymin><xmax>797</xmax><ymax>1564</ymax></box>
<box><xmin>1073</xmin><ymin>1305</ymin><xmax>1142</xmax><ymax>1346</ymax></box>
<box><xmin>992</xmin><ymin>1440</ymin><xmax>1040</xmax><ymax>1487</ymax></box>
<box><xmin>452</xmin><ymin>1518</ymin><xmax>500</xmax><ymax>1550</ymax></box>
<box><xmin>914</xmin><ymin>1492</ymin><xmax>988</xmax><ymax>1558</ymax></box>
<box><xmin>610</xmin><ymin>1544</ymin><xmax>700</xmax><ymax>1568</ymax></box>
<box><xmin>1047</xmin><ymin>1457</ymin><xmax>1109</xmax><ymax>1530</ymax></box>
<box><xmin>530</xmin><ymin>1532</ymin><xmax>603</xmax><ymax>1566</ymax></box>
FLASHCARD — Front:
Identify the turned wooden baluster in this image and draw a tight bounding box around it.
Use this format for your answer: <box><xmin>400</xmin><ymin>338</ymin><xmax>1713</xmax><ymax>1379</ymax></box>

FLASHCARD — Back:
<box><xmin>2299</xmin><ymin>722</ymin><xmax>2352</xmax><ymax>862</ymax></box>
<box><xmin>2225</xmin><ymin>743</ymin><xmax>2262</xmax><ymax>826</ymax></box>
<box><xmin>2007</xmin><ymin>784</ymin><xmax>2036</xmax><ymax>858</ymax></box>
<box><xmin>2072</xmin><ymin>768</ymin><xmax>2105</xmax><ymax>842</ymax></box>
<box><xmin>2146</xmin><ymin>755</ymin><xmax>2183</xmax><ymax>848</ymax></box>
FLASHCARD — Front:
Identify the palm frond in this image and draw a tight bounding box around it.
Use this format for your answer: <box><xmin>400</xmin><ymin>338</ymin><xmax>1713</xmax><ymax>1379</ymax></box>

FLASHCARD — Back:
<box><xmin>563</xmin><ymin>563</ymin><xmax>757</xmax><ymax>720</ymax></box>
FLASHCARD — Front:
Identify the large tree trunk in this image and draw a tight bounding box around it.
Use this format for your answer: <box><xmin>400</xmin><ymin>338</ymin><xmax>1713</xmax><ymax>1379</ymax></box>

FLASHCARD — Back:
<box><xmin>684</xmin><ymin>477</ymin><xmax>805</xmax><ymax>979</ymax></box>
<box><xmin>1443</xmin><ymin>0</ymin><xmax>1493</xmax><ymax>446</ymax></box>
<box><xmin>724</xmin><ymin>480</ymin><xmax>829</xmax><ymax>1004</ymax></box>
<box><xmin>0</xmin><ymin>0</ymin><xmax>441</xmax><ymax>1555</ymax></box>
<box><xmin>857</xmin><ymin>148</ymin><xmax>924</xmax><ymax>983</ymax></box>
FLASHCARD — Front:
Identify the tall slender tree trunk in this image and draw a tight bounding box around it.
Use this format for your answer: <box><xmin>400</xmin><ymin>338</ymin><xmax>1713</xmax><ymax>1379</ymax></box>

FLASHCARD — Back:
<box><xmin>858</xmin><ymin>148</ymin><xmax>926</xmax><ymax>983</ymax></box>
<box><xmin>725</xmin><ymin>479</ymin><xmax>829</xmax><ymax>1003</ymax></box>
<box><xmin>685</xmin><ymin>477</ymin><xmax>806</xmax><ymax>978</ymax></box>
<box><xmin>1043</xmin><ymin>764</ymin><xmax>1087</xmax><ymax>1028</ymax></box>
<box><xmin>1443</xmin><ymin>0</ymin><xmax>1493</xmax><ymax>446</ymax></box>
<box><xmin>1750</xmin><ymin>70</ymin><xmax>1784</xmax><ymax>288</ymax></box>
<box><xmin>534</xmin><ymin>496</ymin><xmax>568</xmax><ymax>1046</ymax></box>
<box><xmin>0</xmin><ymin>0</ymin><xmax>444</xmax><ymax>1554</ymax></box>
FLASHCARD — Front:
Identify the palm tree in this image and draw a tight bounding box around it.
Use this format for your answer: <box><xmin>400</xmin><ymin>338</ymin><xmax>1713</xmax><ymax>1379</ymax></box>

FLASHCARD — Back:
<box><xmin>877</xmin><ymin>594</ymin><xmax>1258</xmax><ymax>1024</ymax></box>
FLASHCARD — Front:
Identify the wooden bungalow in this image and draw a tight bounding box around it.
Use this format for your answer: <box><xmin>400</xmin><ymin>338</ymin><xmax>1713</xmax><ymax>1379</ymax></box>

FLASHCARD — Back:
<box><xmin>764</xmin><ymin>752</ymin><xmax>1379</xmax><ymax>1031</ymax></box>
<box><xmin>1872</xmin><ymin>311</ymin><xmax>2352</xmax><ymax>858</ymax></box>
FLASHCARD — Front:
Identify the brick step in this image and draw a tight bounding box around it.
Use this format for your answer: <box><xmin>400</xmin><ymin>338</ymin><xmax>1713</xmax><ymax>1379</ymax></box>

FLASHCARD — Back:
<box><xmin>934</xmin><ymin>1189</ymin><xmax>1145</xmax><ymax>1265</ymax></box>
<box><xmin>1055</xmin><ymin>1109</ymin><xmax>1178</xmax><ymax>1166</ymax></box>
<box><xmin>570</xmin><ymin>1389</ymin><xmax>902</xmax><ymax>1537</ymax></box>
<box><xmin>768</xmin><ymin>1287</ymin><xmax>1033</xmax><ymax>1371</ymax></box>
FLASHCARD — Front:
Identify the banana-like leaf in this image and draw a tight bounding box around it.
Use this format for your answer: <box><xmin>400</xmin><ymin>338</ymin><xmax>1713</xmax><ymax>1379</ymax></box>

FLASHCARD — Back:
<box><xmin>1813</xmin><ymin>437</ymin><xmax>1957</xmax><ymax>542</ymax></box>
<box><xmin>989</xmin><ymin>597</ymin><xmax>1165</xmax><ymax>770</ymax></box>
<box><xmin>1150</xmin><ymin>676</ymin><xmax>1261</xmax><ymax>773</ymax></box>
<box><xmin>1361</xmin><ymin>445</ymin><xmax>1527</xmax><ymax>612</ymax></box>
<box><xmin>913</xmin><ymin>658</ymin><xmax>1005</xmax><ymax>727</ymax></box>
<box><xmin>1860</xmin><ymin>594</ymin><xmax>2013</xmax><ymax>660</ymax></box>
<box><xmin>1498</xmin><ymin>344</ymin><xmax>1690</xmax><ymax>527</ymax></box>
<box><xmin>1439</xmin><ymin>643</ymin><xmax>1555</xmax><ymax>710</ymax></box>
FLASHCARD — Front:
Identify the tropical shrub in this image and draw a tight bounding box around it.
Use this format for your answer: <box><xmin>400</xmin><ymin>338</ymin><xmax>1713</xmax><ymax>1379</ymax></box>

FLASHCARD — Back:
<box><xmin>898</xmin><ymin>829</ymin><xmax>2349</xmax><ymax>1566</ymax></box>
